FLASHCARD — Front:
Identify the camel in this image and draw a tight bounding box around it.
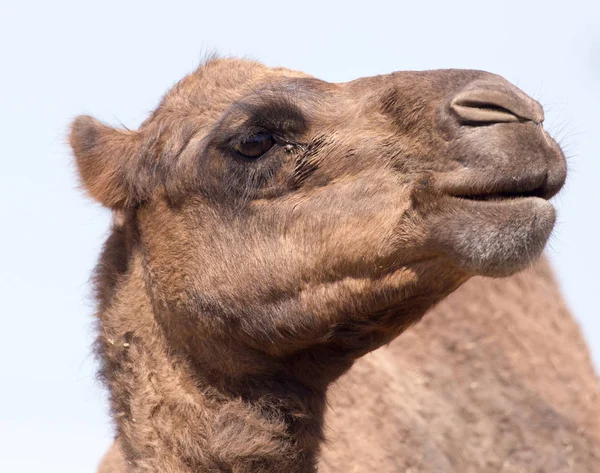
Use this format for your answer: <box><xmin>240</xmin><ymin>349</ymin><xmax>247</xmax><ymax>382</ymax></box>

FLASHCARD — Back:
<box><xmin>69</xmin><ymin>57</ymin><xmax>597</xmax><ymax>472</ymax></box>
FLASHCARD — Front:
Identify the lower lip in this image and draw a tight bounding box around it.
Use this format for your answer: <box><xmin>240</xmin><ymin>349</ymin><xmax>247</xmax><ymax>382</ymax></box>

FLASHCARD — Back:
<box><xmin>448</xmin><ymin>195</ymin><xmax>544</xmax><ymax>204</ymax></box>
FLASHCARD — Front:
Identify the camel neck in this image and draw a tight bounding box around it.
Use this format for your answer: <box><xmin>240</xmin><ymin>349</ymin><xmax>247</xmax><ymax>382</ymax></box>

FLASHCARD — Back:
<box><xmin>96</xmin><ymin>260</ymin><xmax>327</xmax><ymax>472</ymax></box>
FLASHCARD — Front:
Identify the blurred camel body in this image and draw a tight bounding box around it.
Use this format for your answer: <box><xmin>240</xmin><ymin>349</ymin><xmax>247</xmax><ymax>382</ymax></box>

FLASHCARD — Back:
<box><xmin>98</xmin><ymin>259</ymin><xmax>600</xmax><ymax>472</ymax></box>
<box><xmin>320</xmin><ymin>259</ymin><xmax>600</xmax><ymax>472</ymax></box>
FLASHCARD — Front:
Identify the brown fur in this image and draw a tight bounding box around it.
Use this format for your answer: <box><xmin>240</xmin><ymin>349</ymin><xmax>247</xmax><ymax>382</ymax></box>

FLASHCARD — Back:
<box><xmin>321</xmin><ymin>259</ymin><xmax>600</xmax><ymax>472</ymax></box>
<box><xmin>69</xmin><ymin>58</ymin><xmax>591</xmax><ymax>472</ymax></box>
<box><xmin>98</xmin><ymin>260</ymin><xmax>600</xmax><ymax>472</ymax></box>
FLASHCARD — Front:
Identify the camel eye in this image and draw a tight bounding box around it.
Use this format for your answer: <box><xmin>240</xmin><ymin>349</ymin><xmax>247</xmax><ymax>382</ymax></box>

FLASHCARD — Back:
<box><xmin>234</xmin><ymin>133</ymin><xmax>275</xmax><ymax>159</ymax></box>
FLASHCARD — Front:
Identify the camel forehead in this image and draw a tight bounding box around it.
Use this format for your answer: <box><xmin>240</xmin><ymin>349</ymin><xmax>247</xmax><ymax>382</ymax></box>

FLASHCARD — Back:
<box><xmin>161</xmin><ymin>58</ymin><xmax>317</xmax><ymax>110</ymax></box>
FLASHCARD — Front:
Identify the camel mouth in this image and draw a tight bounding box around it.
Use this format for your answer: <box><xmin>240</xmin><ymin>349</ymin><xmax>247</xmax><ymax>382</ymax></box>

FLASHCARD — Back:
<box><xmin>426</xmin><ymin>171</ymin><xmax>560</xmax><ymax>278</ymax></box>
<box><xmin>441</xmin><ymin>170</ymin><xmax>558</xmax><ymax>205</ymax></box>
<box><xmin>449</xmin><ymin>187</ymin><xmax>546</xmax><ymax>203</ymax></box>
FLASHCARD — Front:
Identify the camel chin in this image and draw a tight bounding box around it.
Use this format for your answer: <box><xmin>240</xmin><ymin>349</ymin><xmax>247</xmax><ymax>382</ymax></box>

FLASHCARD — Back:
<box><xmin>435</xmin><ymin>196</ymin><xmax>556</xmax><ymax>277</ymax></box>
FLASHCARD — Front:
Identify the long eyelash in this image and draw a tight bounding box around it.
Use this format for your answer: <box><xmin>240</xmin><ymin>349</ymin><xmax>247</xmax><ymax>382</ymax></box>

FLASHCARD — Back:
<box><xmin>291</xmin><ymin>135</ymin><xmax>327</xmax><ymax>187</ymax></box>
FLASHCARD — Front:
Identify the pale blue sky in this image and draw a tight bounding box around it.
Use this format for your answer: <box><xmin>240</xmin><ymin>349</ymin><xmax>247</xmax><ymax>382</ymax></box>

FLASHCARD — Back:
<box><xmin>1</xmin><ymin>1</ymin><xmax>598</xmax><ymax>471</ymax></box>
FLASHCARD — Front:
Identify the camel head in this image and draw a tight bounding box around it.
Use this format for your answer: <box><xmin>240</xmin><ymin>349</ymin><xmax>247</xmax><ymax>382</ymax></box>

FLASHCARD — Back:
<box><xmin>70</xmin><ymin>58</ymin><xmax>566</xmax><ymax>372</ymax></box>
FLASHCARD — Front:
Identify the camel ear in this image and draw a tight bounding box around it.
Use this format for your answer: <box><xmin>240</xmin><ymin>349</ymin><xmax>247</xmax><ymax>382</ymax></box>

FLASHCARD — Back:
<box><xmin>70</xmin><ymin>115</ymin><xmax>149</xmax><ymax>208</ymax></box>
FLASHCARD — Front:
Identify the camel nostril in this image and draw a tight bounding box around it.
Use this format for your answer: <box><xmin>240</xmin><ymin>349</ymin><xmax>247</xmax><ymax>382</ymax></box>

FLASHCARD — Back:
<box><xmin>452</xmin><ymin>98</ymin><xmax>520</xmax><ymax>124</ymax></box>
<box><xmin>450</xmin><ymin>87</ymin><xmax>544</xmax><ymax>126</ymax></box>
